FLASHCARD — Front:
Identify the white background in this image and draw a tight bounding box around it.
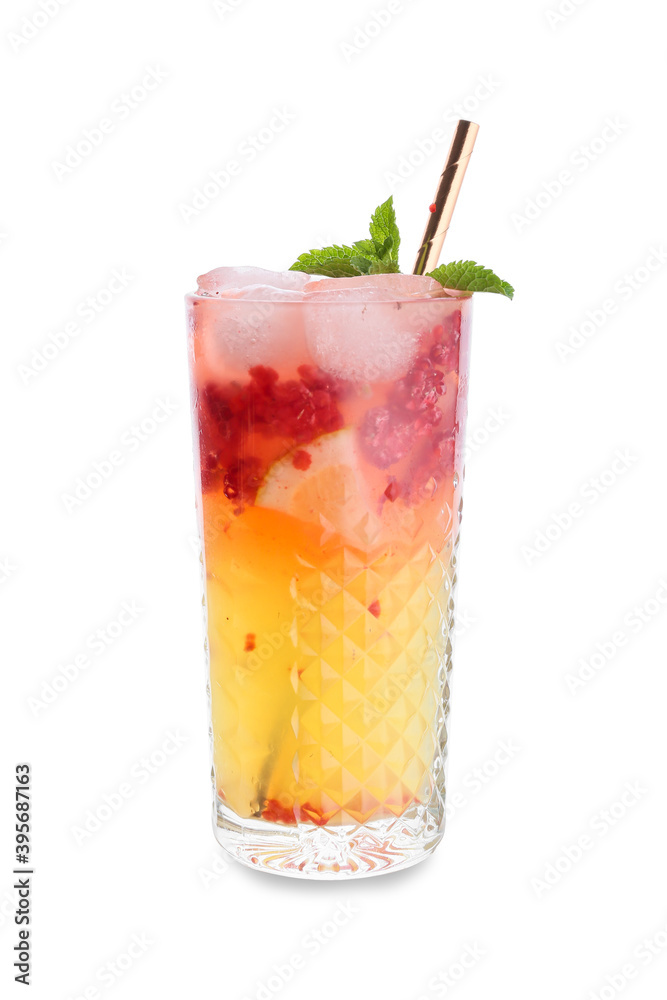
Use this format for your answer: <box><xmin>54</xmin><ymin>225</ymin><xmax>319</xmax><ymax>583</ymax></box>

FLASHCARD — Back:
<box><xmin>2</xmin><ymin>0</ymin><xmax>666</xmax><ymax>997</ymax></box>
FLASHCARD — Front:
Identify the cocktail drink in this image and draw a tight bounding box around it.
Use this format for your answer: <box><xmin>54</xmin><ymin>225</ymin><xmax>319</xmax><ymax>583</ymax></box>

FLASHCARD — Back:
<box><xmin>186</xmin><ymin>123</ymin><xmax>514</xmax><ymax>876</ymax></box>
<box><xmin>187</xmin><ymin>268</ymin><xmax>473</xmax><ymax>876</ymax></box>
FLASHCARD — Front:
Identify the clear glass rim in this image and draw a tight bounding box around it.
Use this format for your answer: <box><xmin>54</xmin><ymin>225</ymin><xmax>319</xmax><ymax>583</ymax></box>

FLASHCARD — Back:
<box><xmin>185</xmin><ymin>291</ymin><xmax>472</xmax><ymax>306</ymax></box>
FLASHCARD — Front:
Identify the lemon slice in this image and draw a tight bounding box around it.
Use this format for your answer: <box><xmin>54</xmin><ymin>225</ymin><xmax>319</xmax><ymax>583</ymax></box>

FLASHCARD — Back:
<box><xmin>256</xmin><ymin>429</ymin><xmax>382</xmax><ymax>546</ymax></box>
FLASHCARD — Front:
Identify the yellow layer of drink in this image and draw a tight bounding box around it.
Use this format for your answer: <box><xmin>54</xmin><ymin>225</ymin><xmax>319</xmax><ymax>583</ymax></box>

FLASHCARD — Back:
<box><xmin>203</xmin><ymin>441</ymin><xmax>457</xmax><ymax>827</ymax></box>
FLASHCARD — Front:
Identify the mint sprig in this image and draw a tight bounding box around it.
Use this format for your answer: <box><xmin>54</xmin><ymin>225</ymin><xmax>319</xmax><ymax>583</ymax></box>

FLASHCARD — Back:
<box><xmin>289</xmin><ymin>197</ymin><xmax>400</xmax><ymax>277</ymax></box>
<box><xmin>428</xmin><ymin>261</ymin><xmax>514</xmax><ymax>299</ymax></box>
<box><xmin>368</xmin><ymin>197</ymin><xmax>400</xmax><ymax>265</ymax></box>
<box><xmin>289</xmin><ymin>198</ymin><xmax>514</xmax><ymax>296</ymax></box>
<box><xmin>288</xmin><ymin>245</ymin><xmax>363</xmax><ymax>278</ymax></box>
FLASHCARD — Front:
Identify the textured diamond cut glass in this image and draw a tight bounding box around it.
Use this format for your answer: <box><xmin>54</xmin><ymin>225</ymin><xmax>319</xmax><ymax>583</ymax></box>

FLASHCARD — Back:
<box><xmin>187</xmin><ymin>281</ymin><xmax>472</xmax><ymax>877</ymax></box>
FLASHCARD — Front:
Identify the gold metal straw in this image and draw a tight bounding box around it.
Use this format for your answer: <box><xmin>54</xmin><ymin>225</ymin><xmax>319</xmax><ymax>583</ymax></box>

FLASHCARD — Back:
<box><xmin>413</xmin><ymin>119</ymin><xmax>479</xmax><ymax>275</ymax></box>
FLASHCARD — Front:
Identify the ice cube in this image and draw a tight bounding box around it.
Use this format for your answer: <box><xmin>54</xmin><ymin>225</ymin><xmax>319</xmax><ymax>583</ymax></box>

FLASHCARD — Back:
<box><xmin>197</xmin><ymin>266</ymin><xmax>310</xmax><ymax>295</ymax></box>
<box><xmin>195</xmin><ymin>293</ymin><xmax>307</xmax><ymax>376</ymax></box>
<box><xmin>302</xmin><ymin>274</ymin><xmax>453</xmax><ymax>381</ymax></box>
<box><xmin>225</xmin><ymin>284</ymin><xmax>305</xmax><ymax>301</ymax></box>
<box><xmin>303</xmin><ymin>274</ymin><xmax>443</xmax><ymax>298</ymax></box>
<box><xmin>303</xmin><ymin>297</ymin><xmax>431</xmax><ymax>383</ymax></box>
<box><xmin>304</xmin><ymin>287</ymin><xmax>401</xmax><ymax>302</ymax></box>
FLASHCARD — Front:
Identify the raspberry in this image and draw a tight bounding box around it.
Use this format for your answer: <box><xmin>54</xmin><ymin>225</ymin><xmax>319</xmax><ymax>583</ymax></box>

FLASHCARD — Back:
<box><xmin>201</xmin><ymin>383</ymin><xmax>234</xmax><ymax>439</ymax></box>
<box><xmin>414</xmin><ymin>408</ymin><xmax>443</xmax><ymax>434</ymax></box>
<box><xmin>417</xmin><ymin>431</ymin><xmax>456</xmax><ymax>479</ymax></box>
<box><xmin>247</xmin><ymin>364</ymin><xmax>279</xmax><ymax>389</ymax></box>
<box><xmin>262</xmin><ymin>799</ymin><xmax>296</xmax><ymax>825</ymax></box>
<box><xmin>223</xmin><ymin>457</ymin><xmax>263</xmax><ymax>505</ymax></box>
<box><xmin>359</xmin><ymin>407</ymin><xmax>414</xmax><ymax>469</ymax></box>
<box><xmin>429</xmin><ymin>310</ymin><xmax>461</xmax><ymax>372</ymax></box>
<box><xmin>430</xmin><ymin>343</ymin><xmax>447</xmax><ymax>365</ymax></box>
<box><xmin>264</xmin><ymin>798</ymin><xmax>328</xmax><ymax>826</ymax></box>
<box><xmin>297</xmin><ymin>364</ymin><xmax>338</xmax><ymax>393</ymax></box>
<box><xmin>198</xmin><ymin>365</ymin><xmax>344</xmax><ymax>501</ymax></box>
<box><xmin>357</xmin><ymin>320</ymin><xmax>461</xmax><ymax>494</ymax></box>
<box><xmin>245</xmin><ymin>366</ymin><xmax>343</xmax><ymax>443</ymax></box>
<box><xmin>435</xmin><ymin>432</ymin><xmax>456</xmax><ymax>475</ymax></box>
<box><xmin>368</xmin><ymin>599</ymin><xmax>381</xmax><ymax>618</ymax></box>
<box><xmin>292</xmin><ymin>450</ymin><xmax>312</xmax><ymax>471</ymax></box>
<box><xmin>200</xmin><ymin>446</ymin><xmax>226</xmax><ymax>492</ymax></box>
<box><xmin>430</xmin><ymin>341</ymin><xmax>458</xmax><ymax>371</ymax></box>
<box><xmin>390</xmin><ymin>361</ymin><xmax>445</xmax><ymax>413</ymax></box>
<box><xmin>384</xmin><ymin>478</ymin><xmax>401</xmax><ymax>502</ymax></box>
<box><xmin>299</xmin><ymin>801</ymin><xmax>328</xmax><ymax>826</ymax></box>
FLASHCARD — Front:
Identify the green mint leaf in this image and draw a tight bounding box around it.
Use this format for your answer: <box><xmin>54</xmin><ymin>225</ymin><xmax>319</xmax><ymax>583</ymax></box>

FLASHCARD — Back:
<box><xmin>289</xmin><ymin>197</ymin><xmax>403</xmax><ymax>278</ymax></box>
<box><xmin>352</xmin><ymin>239</ymin><xmax>377</xmax><ymax>257</ymax></box>
<box><xmin>289</xmin><ymin>245</ymin><xmax>365</xmax><ymax>278</ymax></box>
<box><xmin>369</xmin><ymin>197</ymin><xmax>400</xmax><ymax>264</ymax></box>
<box><xmin>369</xmin><ymin>258</ymin><xmax>401</xmax><ymax>275</ymax></box>
<box><xmin>376</xmin><ymin>235</ymin><xmax>395</xmax><ymax>263</ymax></box>
<box><xmin>349</xmin><ymin>255</ymin><xmax>374</xmax><ymax>274</ymax></box>
<box><xmin>356</xmin><ymin>236</ymin><xmax>393</xmax><ymax>262</ymax></box>
<box><xmin>428</xmin><ymin>260</ymin><xmax>514</xmax><ymax>299</ymax></box>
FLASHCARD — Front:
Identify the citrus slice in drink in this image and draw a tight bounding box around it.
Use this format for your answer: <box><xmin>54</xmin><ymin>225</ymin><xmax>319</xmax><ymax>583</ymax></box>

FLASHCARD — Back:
<box><xmin>256</xmin><ymin>428</ymin><xmax>384</xmax><ymax>548</ymax></box>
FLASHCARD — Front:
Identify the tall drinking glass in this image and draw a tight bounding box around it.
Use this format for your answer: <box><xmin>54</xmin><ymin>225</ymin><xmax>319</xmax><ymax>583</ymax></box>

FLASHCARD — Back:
<box><xmin>187</xmin><ymin>275</ymin><xmax>472</xmax><ymax>878</ymax></box>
